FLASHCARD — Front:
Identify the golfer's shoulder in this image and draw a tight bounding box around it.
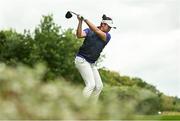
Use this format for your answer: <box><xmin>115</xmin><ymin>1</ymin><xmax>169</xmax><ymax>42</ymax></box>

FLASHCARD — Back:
<box><xmin>106</xmin><ymin>32</ymin><xmax>111</xmax><ymax>41</ymax></box>
<box><xmin>83</xmin><ymin>28</ymin><xmax>90</xmax><ymax>34</ymax></box>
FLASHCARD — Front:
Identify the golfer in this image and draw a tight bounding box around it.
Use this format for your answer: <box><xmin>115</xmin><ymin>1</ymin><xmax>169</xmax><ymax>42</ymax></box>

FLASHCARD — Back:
<box><xmin>75</xmin><ymin>14</ymin><xmax>116</xmax><ymax>101</ymax></box>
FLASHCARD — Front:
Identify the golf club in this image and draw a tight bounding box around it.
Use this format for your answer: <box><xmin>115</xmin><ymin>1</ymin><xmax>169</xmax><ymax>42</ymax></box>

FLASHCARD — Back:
<box><xmin>65</xmin><ymin>11</ymin><xmax>79</xmax><ymax>19</ymax></box>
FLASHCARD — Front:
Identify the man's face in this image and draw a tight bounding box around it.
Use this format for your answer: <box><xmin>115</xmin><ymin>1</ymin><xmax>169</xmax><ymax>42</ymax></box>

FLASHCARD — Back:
<box><xmin>101</xmin><ymin>23</ymin><xmax>111</xmax><ymax>32</ymax></box>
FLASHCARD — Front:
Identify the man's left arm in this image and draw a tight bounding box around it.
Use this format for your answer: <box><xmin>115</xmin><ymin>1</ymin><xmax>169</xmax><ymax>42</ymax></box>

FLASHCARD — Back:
<box><xmin>84</xmin><ymin>19</ymin><xmax>107</xmax><ymax>41</ymax></box>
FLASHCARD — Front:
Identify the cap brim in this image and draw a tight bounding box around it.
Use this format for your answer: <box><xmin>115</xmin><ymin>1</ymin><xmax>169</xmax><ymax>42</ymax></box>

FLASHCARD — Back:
<box><xmin>108</xmin><ymin>24</ymin><xmax>116</xmax><ymax>29</ymax></box>
<box><xmin>109</xmin><ymin>26</ymin><xmax>116</xmax><ymax>29</ymax></box>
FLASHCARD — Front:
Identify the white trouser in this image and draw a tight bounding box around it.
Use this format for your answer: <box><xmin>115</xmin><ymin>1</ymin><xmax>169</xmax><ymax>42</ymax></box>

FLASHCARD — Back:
<box><xmin>75</xmin><ymin>56</ymin><xmax>103</xmax><ymax>100</ymax></box>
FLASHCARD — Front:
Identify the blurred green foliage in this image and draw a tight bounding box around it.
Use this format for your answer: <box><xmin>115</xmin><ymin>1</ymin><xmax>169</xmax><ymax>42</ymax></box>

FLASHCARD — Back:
<box><xmin>0</xmin><ymin>63</ymin><xmax>173</xmax><ymax>119</ymax></box>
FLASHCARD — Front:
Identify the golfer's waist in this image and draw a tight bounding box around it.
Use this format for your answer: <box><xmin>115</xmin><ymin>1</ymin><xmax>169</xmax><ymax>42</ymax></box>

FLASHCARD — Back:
<box><xmin>76</xmin><ymin>53</ymin><xmax>95</xmax><ymax>63</ymax></box>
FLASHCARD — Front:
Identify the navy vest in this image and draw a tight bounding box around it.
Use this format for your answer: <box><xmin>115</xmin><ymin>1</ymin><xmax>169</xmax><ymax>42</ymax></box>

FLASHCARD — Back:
<box><xmin>77</xmin><ymin>30</ymin><xmax>110</xmax><ymax>63</ymax></box>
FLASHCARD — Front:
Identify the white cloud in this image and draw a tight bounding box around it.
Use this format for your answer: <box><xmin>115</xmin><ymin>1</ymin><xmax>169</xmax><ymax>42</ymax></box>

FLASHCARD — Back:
<box><xmin>103</xmin><ymin>29</ymin><xmax>179</xmax><ymax>97</ymax></box>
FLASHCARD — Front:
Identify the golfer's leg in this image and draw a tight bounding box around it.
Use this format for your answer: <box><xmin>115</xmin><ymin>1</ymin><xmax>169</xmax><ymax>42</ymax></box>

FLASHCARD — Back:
<box><xmin>91</xmin><ymin>64</ymin><xmax>103</xmax><ymax>99</ymax></box>
<box><xmin>75</xmin><ymin>57</ymin><xmax>95</xmax><ymax>98</ymax></box>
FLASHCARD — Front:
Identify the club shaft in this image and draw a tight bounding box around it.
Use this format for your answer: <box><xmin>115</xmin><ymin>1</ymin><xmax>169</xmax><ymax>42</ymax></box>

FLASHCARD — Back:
<box><xmin>70</xmin><ymin>11</ymin><xmax>78</xmax><ymax>16</ymax></box>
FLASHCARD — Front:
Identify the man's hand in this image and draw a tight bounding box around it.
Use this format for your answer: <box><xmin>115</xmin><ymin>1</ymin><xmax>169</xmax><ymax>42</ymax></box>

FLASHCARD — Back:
<box><xmin>77</xmin><ymin>14</ymin><xmax>86</xmax><ymax>21</ymax></box>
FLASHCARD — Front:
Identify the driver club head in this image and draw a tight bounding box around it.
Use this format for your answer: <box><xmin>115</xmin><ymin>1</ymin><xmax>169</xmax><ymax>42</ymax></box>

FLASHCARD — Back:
<box><xmin>65</xmin><ymin>11</ymin><xmax>72</xmax><ymax>19</ymax></box>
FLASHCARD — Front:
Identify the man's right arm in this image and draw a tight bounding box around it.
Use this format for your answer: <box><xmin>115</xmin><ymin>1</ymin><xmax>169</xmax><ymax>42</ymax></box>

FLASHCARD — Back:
<box><xmin>76</xmin><ymin>16</ymin><xmax>86</xmax><ymax>38</ymax></box>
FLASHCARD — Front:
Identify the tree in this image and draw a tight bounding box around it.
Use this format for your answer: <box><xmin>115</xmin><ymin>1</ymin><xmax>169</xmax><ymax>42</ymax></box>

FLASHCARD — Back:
<box><xmin>0</xmin><ymin>30</ymin><xmax>33</xmax><ymax>66</ymax></box>
<box><xmin>33</xmin><ymin>15</ymin><xmax>82</xmax><ymax>81</ymax></box>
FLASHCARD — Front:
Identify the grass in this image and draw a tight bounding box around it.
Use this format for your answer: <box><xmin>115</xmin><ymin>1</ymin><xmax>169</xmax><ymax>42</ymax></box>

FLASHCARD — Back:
<box><xmin>132</xmin><ymin>114</ymin><xmax>180</xmax><ymax>120</ymax></box>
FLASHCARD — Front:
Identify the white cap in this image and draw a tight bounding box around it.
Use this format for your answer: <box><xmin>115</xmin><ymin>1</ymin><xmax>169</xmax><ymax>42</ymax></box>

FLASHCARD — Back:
<box><xmin>101</xmin><ymin>20</ymin><xmax>116</xmax><ymax>29</ymax></box>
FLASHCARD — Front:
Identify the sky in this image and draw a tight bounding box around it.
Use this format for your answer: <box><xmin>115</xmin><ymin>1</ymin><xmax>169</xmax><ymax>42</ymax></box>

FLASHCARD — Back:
<box><xmin>0</xmin><ymin>0</ymin><xmax>179</xmax><ymax>97</ymax></box>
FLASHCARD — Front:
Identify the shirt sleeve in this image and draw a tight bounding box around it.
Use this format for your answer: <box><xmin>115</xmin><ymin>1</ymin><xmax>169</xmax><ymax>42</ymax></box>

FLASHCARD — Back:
<box><xmin>83</xmin><ymin>28</ymin><xmax>90</xmax><ymax>35</ymax></box>
<box><xmin>106</xmin><ymin>33</ymin><xmax>111</xmax><ymax>43</ymax></box>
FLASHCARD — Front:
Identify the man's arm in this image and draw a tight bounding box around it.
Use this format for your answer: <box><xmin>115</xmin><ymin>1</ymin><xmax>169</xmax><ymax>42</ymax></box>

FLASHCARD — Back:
<box><xmin>84</xmin><ymin>19</ymin><xmax>106</xmax><ymax>41</ymax></box>
<box><xmin>76</xmin><ymin>16</ymin><xmax>86</xmax><ymax>38</ymax></box>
